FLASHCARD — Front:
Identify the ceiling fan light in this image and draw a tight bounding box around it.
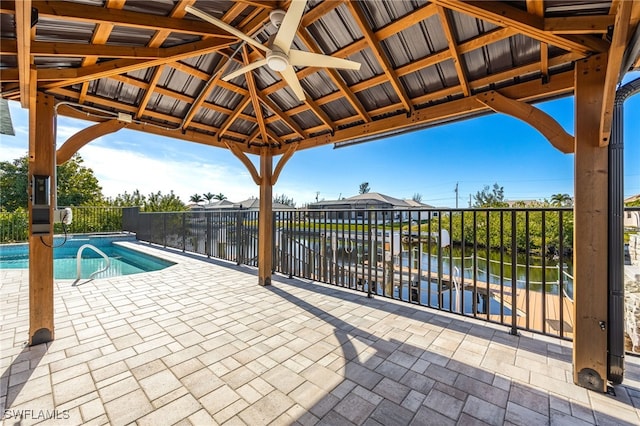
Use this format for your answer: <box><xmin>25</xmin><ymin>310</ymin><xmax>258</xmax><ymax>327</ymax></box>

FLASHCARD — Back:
<box><xmin>267</xmin><ymin>51</ymin><xmax>289</xmax><ymax>72</ymax></box>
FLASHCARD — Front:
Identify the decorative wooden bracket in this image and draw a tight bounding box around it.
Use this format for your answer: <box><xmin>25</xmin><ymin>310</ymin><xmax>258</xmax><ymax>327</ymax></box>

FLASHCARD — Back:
<box><xmin>272</xmin><ymin>143</ymin><xmax>298</xmax><ymax>185</ymax></box>
<box><xmin>225</xmin><ymin>141</ymin><xmax>262</xmax><ymax>185</ymax></box>
<box><xmin>476</xmin><ymin>90</ymin><xmax>574</xmax><ymax>154</ymax></box>
<box><xmin>56</xmin><ymin>118</ymin><xmax>129</xmax><ymax>164</ymax></box>
<box><xmin>226</xmin><ymin>142</ymin><xmax>299</xmax><ymax>187</ymax></box>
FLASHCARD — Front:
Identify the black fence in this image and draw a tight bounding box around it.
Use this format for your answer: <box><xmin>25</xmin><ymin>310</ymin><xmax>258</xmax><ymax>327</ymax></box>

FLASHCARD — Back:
<box><xmin>128</xmin><ymin>207</ymin><xmax>577</xmax><ymax>340</ymax></box>
<box><xmin>0</xmin><ymin>206</ymin><xmax>124</xmax><ymax>243</ymax></box>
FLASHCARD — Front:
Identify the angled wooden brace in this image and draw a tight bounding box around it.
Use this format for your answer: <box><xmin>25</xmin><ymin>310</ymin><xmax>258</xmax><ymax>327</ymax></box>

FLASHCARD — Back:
<box><xmin>56</xmin><ymin>118</ymin><xmax>129</xmax><ymax>164</ymax></box>
<box><xmin>224</xmin><ymin>141</ymin><xmax>262</xmax><ymax>185</ymax></box>
<box><xmin>476</xmin><ymin>90</ymin><xmax>574</xmax><ymax>154</ymax></box>
<box><xmin>271</xmin><ymin>143</ymin><xmax>298</xmax><ymax>186</ymax></box>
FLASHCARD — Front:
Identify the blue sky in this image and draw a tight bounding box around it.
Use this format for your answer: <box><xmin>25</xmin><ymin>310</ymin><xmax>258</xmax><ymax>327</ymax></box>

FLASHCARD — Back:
<box><xmin>1</xmin><ymin>72</ymin><xmax>638</xmax><ymax>208</ymax></box>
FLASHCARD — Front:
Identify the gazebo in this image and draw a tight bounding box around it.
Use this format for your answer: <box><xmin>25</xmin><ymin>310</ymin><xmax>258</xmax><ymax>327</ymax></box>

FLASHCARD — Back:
<box><xmin>1</xmin><ymin>0</ymin><xmax>639</xmax><ymax>393</ymax></box>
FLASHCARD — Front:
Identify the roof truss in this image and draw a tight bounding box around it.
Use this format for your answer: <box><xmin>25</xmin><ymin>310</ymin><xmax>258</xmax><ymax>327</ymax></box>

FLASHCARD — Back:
<box><xmin>1</xmin><ymin>0</ymin><xmax>638</xmax><ymax>156</ymax></box>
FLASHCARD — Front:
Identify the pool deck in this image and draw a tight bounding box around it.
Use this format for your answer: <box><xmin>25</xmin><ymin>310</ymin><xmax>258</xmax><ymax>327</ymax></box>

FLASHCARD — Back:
<box><xmin>1</xmin><ymin>241</ymin><xmax>640</xmax><ymax>425</ymax></box>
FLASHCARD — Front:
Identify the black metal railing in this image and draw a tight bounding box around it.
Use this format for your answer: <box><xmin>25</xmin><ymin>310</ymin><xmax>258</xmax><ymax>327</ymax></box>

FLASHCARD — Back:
<box><xmin>5</xmin><ymin>205</ymin><xmax>639</xmax><ymax>347</ymax></box>
<box><xmin>130</xmin><ymin>207</ymin><xmax>576</xmax><ymax>340</ymax></box>
<box><xmin>0</xmin><ymin>206</ymin><xmax>124</xmax><ymax>243</ymax></box>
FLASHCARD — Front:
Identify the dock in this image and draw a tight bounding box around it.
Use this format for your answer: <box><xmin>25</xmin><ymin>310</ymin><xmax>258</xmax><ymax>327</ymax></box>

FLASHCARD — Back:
<box><xmin>345</xmin><ymin>261</ymin><xmax>574</xmax><ymax>339</ymax></box>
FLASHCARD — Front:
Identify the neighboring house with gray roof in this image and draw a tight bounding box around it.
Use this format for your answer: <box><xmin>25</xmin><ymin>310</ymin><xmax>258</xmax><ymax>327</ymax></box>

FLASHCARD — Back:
<box><xmin>307</xmin><ymin>192</ymin><xmax>437</xmax><ymax>222</ymax></box>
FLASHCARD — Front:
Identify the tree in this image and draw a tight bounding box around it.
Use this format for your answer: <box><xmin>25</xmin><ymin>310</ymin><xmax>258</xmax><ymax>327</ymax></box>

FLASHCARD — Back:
<box><xmin>550</xmin><ymin>193</ymin><xmax>573</xmax><ymax>207</ymax></box>
<box><xmin>0</xmin><ymin>153</ymin><xmax>102</xmax><ymax>211</ymax></box>
<box><xmin>359</xmin><ymin>182</ymin><xmax>370</xmax><ymax>194</ymax></box>
<box><xmin>106</xmin><ymin>189</ymin><xmax>186</xmax><ymax>211</ymax></box>
<box><xmin>273</xmin><ymin>193</ymin><xmax>295</xmax><ymax>207</ymax></box>
<box><xmin>144</xmin><ymin>190</ymin><xmax>185</xmax><ymax>212</ymax></box>
<box><xmin>213</xmin><ymin>193</ymin><xmax>227</xmax><ymax>201</ymax></box>
<box><xmin>106</xmin><ymin>189</ymin><xmax>145</xmax><ymax>207</ymax></box>
<box><xmin>189</xmin><ymin>193</ymin><xmax>204</xmax><ymax>204</ymax></box>
<box><xmin>412</xmin><ymin>193</ymin><xmax>423</xmax><ymax>203</ymax></box>
<box><xmin>473</xmin><ymin>183</ymin><xmax>507</xmax><ymax>208</ymax></box>
<box><xmin>56</xmin><ymin>154</ymin><xmax>103</xmax><ymax>207</ymax></box>
<box><xmin>203</xmin><ymin>192</ymin><xmax>215</xmax><ymax>203</ymax></box>
<box><xmin>0</xmin><ymin>156</ymin><xmax>28</xmax><ymax>211</ymax></box>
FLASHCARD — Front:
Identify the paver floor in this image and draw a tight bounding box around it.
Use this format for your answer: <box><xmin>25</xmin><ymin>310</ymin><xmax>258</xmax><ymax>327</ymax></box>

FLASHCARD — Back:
<box><xmin>1</xmin><ymin>242</ymin><xmax>640</xmax><ymax>425</ymax></box>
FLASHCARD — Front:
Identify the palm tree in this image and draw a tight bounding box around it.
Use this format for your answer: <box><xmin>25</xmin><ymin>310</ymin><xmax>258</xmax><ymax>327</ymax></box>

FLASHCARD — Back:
<box><xmin>550</xmin><ymin>193</ymin><xmax>572</xmax><ymax>206</ymax></box>
<box><xmin>213</xmin><ymin>193</ymin><xmax>227</xmax><ymax>201</ymax></box>
<box><xmin>203</xmin><ymin>192</ymin><xmax>215</xmax><ymax>203</ymax></box>
<box><xmin>189</xmin><ymin>193</ymin><xmax>204</xmax><ymax>204</ymax></box>
<box><xmin>359</xmin><ymin>182</ymin><xmax>370</xmax><ymax>194</ymax></box>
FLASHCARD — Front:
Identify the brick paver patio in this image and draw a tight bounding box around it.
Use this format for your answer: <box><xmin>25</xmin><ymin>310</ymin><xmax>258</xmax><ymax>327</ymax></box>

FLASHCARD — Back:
<box><xmin>1</xmin><ymin>241</ymin><xmax>639</xmax><ymax>425</ymax></box>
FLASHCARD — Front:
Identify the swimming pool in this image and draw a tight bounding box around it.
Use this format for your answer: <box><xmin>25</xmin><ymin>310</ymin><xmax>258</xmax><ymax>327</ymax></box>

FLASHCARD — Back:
<box><xmin>0</xmin><ymin>235</ymin><xmax>175</xmax><ymax>279</ymax></box>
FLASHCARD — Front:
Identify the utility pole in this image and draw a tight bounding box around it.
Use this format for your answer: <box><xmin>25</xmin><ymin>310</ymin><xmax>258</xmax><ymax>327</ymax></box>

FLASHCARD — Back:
<box><xmin>454</xmin><ymin>182</ymin><xmax>459</xmax><ymax>208</ymax></box>
<box><xmin>469</xmin><ymin>194</ymin><xmax>472</xmax><ymax>207</ymax></box>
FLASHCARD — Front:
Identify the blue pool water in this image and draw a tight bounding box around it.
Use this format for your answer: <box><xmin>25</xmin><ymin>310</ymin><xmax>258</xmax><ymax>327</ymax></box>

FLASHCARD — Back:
<box><xmin>0</xmin><ymin>235</ymin><xmax>174</xmax><ymax>279</ymax></box>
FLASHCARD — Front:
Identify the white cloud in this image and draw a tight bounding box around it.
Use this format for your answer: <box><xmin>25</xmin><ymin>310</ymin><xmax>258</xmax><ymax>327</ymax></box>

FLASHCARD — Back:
<box><xmin>78</xmin><ymin>143</ymin><xmax>259</xmax><ymax>203</ymax></box>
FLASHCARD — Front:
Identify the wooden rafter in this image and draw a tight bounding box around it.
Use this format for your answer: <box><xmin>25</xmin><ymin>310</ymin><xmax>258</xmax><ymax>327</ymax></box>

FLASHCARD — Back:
<box><xmin>136</xmin><ymin>66</ymin><xmax>163</xmax><ymax>119</ymax></box>
<box><xmin>29</xmin><ymin>1</ymin><xmax>235</xmax><ymax>38</ymax></box>
<box><xmin>78</xmin><ymin>0</ymin><xmax>125</xmax><ymax>104</ymax></box>
<box><xmin>436</xmin><ymin>6</ymin><xmax>470</xmax><ymax>97</ymax></box>
<box><xmin>431</xmin><ymin>0</ymin><xmax>610</xmax><ymax>55</ymax></box>
<box><xmin>219</xmin><ymin>97</ymin><xmax>252</xmax><ymax>139</ymax></box>
<box><xmin>242</xmin><ymin>46</ymin><xmax>270</xmax><ymax>146</ymax></box>
<box><xmin>40</xmin><ymin>38</ymin><xmax>233</xmax><ymax>90</ymax></box>
<box><xmin>346</xmin><ymin>1</ymin><xmax>412</xmax><ymax>113</ymax></box>
<box><xmin>298</xmin><ymin>30</ymin><xmax>370</xmax><ymax>123</ymax></box>
<box><xmin>257</xmin><ymin>93</ymin><xmax>305</xmax><ymax>140</ymax></box>
<box><xmin>134</xmin><ymin>0</ymin><xmax>195</xmax><ymax>118</ymax></box>
<box><xmin>526</xmin><ymin>0</ymin><xmax>548</xmax><ymax>82</ymax></box>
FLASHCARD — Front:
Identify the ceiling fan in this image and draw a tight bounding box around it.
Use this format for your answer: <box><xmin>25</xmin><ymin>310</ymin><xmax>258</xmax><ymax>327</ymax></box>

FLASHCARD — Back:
<box><xmin>185</xmin><ymin>0</ymin><xmax>361</xmax><ymax>102</ymax></box>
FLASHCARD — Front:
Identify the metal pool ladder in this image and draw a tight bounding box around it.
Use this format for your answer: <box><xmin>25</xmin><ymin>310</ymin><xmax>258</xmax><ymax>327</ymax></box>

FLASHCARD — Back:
<box><xmin>77</xmin><ymin>244</ymin><xmax>111</xmax><ymax>281</ymax></box>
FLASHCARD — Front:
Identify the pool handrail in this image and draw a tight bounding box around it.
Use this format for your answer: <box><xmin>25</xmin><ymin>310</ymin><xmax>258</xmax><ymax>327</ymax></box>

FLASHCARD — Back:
<box><xmin>77</xmin><ymin>244</ymin><xmax>110</xmax><ymax>281</ymax></box>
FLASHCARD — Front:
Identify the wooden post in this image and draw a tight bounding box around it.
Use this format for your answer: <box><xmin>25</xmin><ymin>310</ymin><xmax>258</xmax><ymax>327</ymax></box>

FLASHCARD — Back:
<box><xmin>28</xmin><ymin>92</ymin><xmax>56</xmax><ymax>346</ymax></box>
<box><xmin>573</xmin><ymin>54</ymin><xmax>609</xmax><ymax>392</ymax></box>
<box><xmin>258</xmin><ymin>148</ymin><xmax>273</xmax><ymax>286</ymax></box>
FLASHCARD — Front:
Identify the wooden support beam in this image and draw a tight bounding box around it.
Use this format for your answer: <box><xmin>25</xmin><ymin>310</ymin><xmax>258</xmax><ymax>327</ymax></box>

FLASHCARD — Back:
<box><xmin>14</xmin><ymin>0</ymin><xmax>32</xmax><ymax>108</ymax></box>
<box><xmin>475</xmin><ymin>90</ymin><xmax>574</xmax><ymax>153</ymax></box>
<box><xmin>28</xmin><ymin>91</ymin><xmax>56</xmax><ymax>346</ymax></box>
<box><xmin>56</xmin><ymin>119</ymin><xmax>129</xmax><ymax>164</ymax></box>
<box><xmin>573</xmin><ymin>54</ymin><xmax>609</xmax><ymax>393</ymax></box>
<box><xmin>258</xmin><ymin>148</ymin><xmax>273</xmax><ymax>286</ymax></box>
<box><xmin>600</xmin><ymin>0</ymin><xmax>632</xmax><ymax>146</ymax></box>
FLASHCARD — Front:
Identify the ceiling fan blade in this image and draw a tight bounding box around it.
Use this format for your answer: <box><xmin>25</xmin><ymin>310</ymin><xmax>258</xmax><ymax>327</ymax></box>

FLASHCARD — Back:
<box><xmin>272</xmin><ymin>0</ymin><xmax>307</xmax><ymax>53</ymax></box>
<box><xmin>222</xmin><ymin>58</ymin><xmax>269</xmax><ymax>81</ymax></box>
<box><xmin>279</xmin><ymin>65</ymin><xmax>306</xmax><ymax>102</ymax></box>
<box><xmin>185</xmin><ymin>5</ymin><xmax>268</xmax><ymax>53</ymax></box>
<box><xmin>288</xmin><ymin>50</ymin><xmax>362</xmax><ymax>71</ymax></box>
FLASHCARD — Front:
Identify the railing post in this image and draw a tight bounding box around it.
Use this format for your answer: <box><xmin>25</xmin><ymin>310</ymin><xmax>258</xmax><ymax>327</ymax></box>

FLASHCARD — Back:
<box><xmin>510</xmin><ymin>210</ymin><xmax>519</xmax><ymax>336</ymax></box>
<box><xmin>182</xmin><ymin>213</ymin><xmax>186</xmax><ymax>252</ymax></box>
<box><xmin>236</xmin><ymin>210</ymin><xmax>243</xmax><ymax>265</ymax></box>
<box><xmin>367</xmin><ymin>210</ymin><xmax>373</xmax><ymax>298</ymax></box>
<box><xmin>205</xmin><ymin>212</ymin><xmax>212</xmax><ymax>257</ymax></box>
